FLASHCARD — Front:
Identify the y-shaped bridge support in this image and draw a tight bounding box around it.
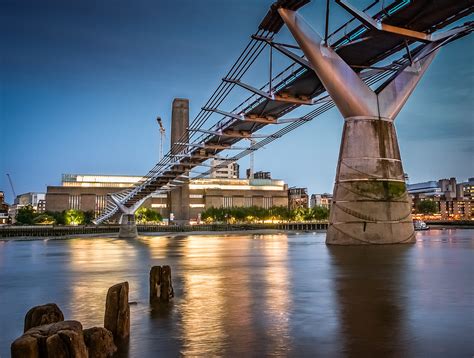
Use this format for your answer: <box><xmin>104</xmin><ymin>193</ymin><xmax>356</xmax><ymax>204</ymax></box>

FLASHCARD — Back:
<box><xmin>110</xmin><ymin>194</ymin><xmax>143</xmax><ymax>239</ymax></box>
<box><xmin>279</xmin><ymin>9</ymin><xmax>440</xmax><ymax>244</ymax></box>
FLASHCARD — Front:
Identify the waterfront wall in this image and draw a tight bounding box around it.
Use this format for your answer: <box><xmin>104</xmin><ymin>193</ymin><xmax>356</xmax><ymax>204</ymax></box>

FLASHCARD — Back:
<box><xmin>0</xmin><ymin>222</ymin><xmax>329</xmax><ymax>238</ymax></box>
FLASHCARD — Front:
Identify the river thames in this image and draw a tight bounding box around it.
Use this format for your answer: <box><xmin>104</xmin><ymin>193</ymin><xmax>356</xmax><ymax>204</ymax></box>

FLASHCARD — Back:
<box><xmin>0</xmin><ymin>229</ymin><xmax>473</xmax><ymax>357</ymax></box>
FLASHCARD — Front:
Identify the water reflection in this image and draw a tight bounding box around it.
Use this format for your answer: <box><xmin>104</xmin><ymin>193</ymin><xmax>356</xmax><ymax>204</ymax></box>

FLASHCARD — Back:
<box><xmin>260</xmin><ymin>235</ymin><xmax>291</xmax><ymax>355</ymax></box>
<box><xmin>179</xmin><ymin>237</ymin><xmax>228</xmax><ymax>355</ymax></box>
<box><xmin>67</xmin><ymin>240</ymin><xmax>138</xmax><ymax>326</ymax></box>
<box><xmin>329</xmin><ymin>245</ymin><xmax>412</xmax><ymax>357</ymax></box>
<box><xmin>1</xmin><ymin>231</ymin><xmax>473</xmax><ymax>357</ymax></box>
<box><xmin>175</xmin><ymin>234</ymin><xmax>292</xmax><ymax>356</ymax></box>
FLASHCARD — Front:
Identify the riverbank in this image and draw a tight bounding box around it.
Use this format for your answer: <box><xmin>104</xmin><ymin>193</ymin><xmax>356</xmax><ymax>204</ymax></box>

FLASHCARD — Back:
<box><xmin>0</xmin><ymin>229</ymin><xmax>295</xmax><ymax>242</ymax></box>
<box><xmin>0</xmin><ymin>222</ymin><xmax>329</xmax><ymax>239</ymax></box>
<box><xmin>1</xmin><ymin>225</ymin><xmax>472</xmax><ymax>242</ymax></box>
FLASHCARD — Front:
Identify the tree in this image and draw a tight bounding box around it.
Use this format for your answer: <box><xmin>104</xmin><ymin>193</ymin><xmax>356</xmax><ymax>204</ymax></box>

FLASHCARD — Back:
<box><xmin>268</xmin><ymin>206</ymin><xmax>290</xmax><ymax>222</ymax></box>
<box><xmin>64</xmin><ymin>209</ymin><xmax>85</xmax><ymax>226</ymax></box>
<box><xmin>312</xmin><ymin>206</ymin><xmax>330</xmax><ymax>220</ymax></box>
<box><xmin>135</xmin><ymin>207</ymin><xmax>163</xmax><ymax>224</ymax></box>
<box><xmin>84</xmin><ymin>211</ymin><xmax>95</xmax><ymax>225</ymax></box>
<box><xmin>290</xmin><ymin>207</ymin><xmax>306</xmax><ymax>222</ymax></box>
<box><xmin>15</xmin><ymin>205</ymin><xmax>36</xmax><ymax>225</ymax></box>
<box><xmin>201</xmin><ymin>206</ymin><xmax>294</xmax><ymax>224</ymax></box>
<box><xmin>46</xmin><ymin>211</ymin><xmax>66</xmax><ymax>225</ymax></box>
<box><xmin>415</xmin><ymin>200</ymin><xmax>439</xmax><ymax>214</ymax></box>
<box><xmin>33</xmin><ymin>214</ymin><xmax>56</xmax><ymax>225</ymax></box>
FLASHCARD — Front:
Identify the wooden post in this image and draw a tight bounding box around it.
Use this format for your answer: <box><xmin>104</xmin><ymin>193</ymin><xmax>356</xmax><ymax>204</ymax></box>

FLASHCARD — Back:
<box><xmin>149</xmin><ymin>265</ymin><xmax>174</xmax><ymax>304</ymax></box>
<box><xmin>104</xmin><ymin>282</ymin><xmax>130</xmax><ymax>342</ymax></box>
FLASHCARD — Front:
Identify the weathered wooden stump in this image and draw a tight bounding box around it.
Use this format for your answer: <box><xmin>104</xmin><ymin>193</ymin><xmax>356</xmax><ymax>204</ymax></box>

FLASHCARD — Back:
<box><xmin>149</xmin><ymin>266</ymin><xmax>162</xmax><ymax>304</ymax></box>
<box><xmin>83</xmin><ymin>327</ymin><xmax>117</xmax><ymax>357</ymax></box>
<box><xmin>149</xmin><ymin>265</ymin><xmax>174</xmax><ymax>304</ymax></box>
<box><xmin>104</xmin><ymin>282</ymin><xmax>130</xmax><ymax>342</ymax></box>
<box><xmin>11</xmin><ymin>320</ymin><xmax>88</xmax><ymax>358</ymax></box>
<box><xmin>24</xmin><ymin>303</ymin><xmax>64</xmax><ymax>332</ymax></box>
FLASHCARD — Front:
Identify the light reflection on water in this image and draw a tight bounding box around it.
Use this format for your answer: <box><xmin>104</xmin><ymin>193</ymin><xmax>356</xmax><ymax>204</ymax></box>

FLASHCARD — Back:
<box><xmin>0</xmin><ymin>230</ymin><xmax>473</xmax><ymax>357</ymax></box>
<box><xmin>180</xmin><ymin>237</ymin><xmax>228</xmax><ymax>356</ymax></box>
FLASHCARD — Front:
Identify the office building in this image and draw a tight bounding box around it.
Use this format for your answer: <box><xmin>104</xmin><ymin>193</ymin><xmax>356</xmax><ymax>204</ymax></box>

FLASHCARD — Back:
<box><xmin>7</xmin><ymin>192</ymin><xmax>46</xmax><ymax>223</ymax></box>
<box><xmin>253</xmin><ymin>171</ymin><xmax>271</xmax><ymax>180</ymax></box>
<box><xmin>310</xmin><ymin>193</ymin><xmax>333</xmax><ymax>209</ymax></box>
<box><xmin>14</xmin><ymin>192</ymin><xmax>46</xmax><ymax>211</ymax></box>
<box><xmin>210</xmin><ymin>160</ymin><xmax>240</xmax><ymax>179</ymax></box>
<box><xmin>0</xmin><ymin>191</ymin><xmax>9</xmax><ymax>225</ymax></box>
<box><xmin>288</xmin><ymin>187</ymin><xmax>309</xmax><ymax>209</ymax></box>
<box><xmin>408</xmin><ymin>177</ymin><xmax>474</xmax><ymax>219</ymax></box>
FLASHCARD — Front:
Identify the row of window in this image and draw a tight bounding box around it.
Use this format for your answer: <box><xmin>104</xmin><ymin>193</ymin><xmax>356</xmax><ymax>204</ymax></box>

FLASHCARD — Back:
<box><xmin>68</xmin><ymin>195</ymin><xmax>108</xmax><ymax>217</ymax></box>
<box><xmin>95</xmin><ymin>195</ymin><xmax>108</xmax><ymax>216</ymax></box>
<box><xmin>69</xmin><ymin>195</ymin><xmax>81</xmax><ymax>210</ymax></box>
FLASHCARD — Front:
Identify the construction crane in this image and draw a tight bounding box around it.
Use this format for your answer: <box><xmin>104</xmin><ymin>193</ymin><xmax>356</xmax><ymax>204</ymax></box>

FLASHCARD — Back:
<box><xmin>6</xmin><ymin>173</ymin><xmax>16</xmax><ymax>199</ymax></box>
<box><xmin>156</xmin><ymin>117</ymin><xmax>166</xmax><ymax>161</ymax></box>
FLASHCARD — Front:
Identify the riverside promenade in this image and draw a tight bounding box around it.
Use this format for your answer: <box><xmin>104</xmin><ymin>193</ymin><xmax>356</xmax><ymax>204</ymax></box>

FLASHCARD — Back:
<box><xmin>0</xmin><ymin>222</ymin><xmax>329</xmax><ymax>238</ymax></box>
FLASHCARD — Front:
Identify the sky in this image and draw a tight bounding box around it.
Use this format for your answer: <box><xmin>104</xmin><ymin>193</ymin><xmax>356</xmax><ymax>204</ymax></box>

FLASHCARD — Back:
<box><xmin>1</xmin><ymin>0</ymin><xmax>473</xmax><ymax>204</ymax></box>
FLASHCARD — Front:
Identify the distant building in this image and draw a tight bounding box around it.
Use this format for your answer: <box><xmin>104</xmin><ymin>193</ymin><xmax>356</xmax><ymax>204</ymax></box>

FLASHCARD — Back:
<box><xmin>438</xmin><ymin>177</ymin><xmax>458</xmax><ymax>200</ymax></box>
<box><xmin>46</xmin><ymin>173</ymin><xmax>289</xmax><ymax>222</ymax></box>
<box><xmin>0</xmin><ymin>191</ymin><xmax>8</xmax><ymax>210</ymax></box>
<box><xmin>460</xmin><ymin>177</ymin><xmax>474</xmax><ymax>200</ymax></box>
<box><xmin>253</xmin><ymin>171</ymin><xmax>271</xmax><ymax>180</ymax></box>
<box><xmin>60</xmin><ymin>174</ymin><xmax>143</xmax><ymax>188</ymax></box>
<box><xmin>310</xmin><ymin>193</ymin><xmax>332</xmax><ymax>209</ymax></box>
<box><xmin>14</xmin><ymin>192</ymin><xmax>46</xmax><ymax>211</ymax></box>
<box><xmin>407</xmin><ymin>181</ymin><xmax>441</xmax><ymax>196</ymax></box>
<box><xmin>46</xmin><ymin>174</ymin><xmax>146</xmax><ymax>217</ymax></box>
<box><xmin>210</xmin><ymin>160</ymin><xmax>239</xmax><ymax>179</ymax></box>
<box><xmin>288</xmin><ymin>187</ymin><xmax>309</xmax><ymax>209</ymax></box>
<box><xmin>186</xmin><ymin>177</ymin><xmax>288</xmax><ymax>220</ymax></box>
<box><xmin>0</xmin><ymin>191</ymin><xmax>9</xmax><ymax>225</ymax></box>
<box><xmin>8</xmin><ymin>192</ymin><xmax>46</xmax><ymax>223</ymax></box>
<box><xmin>408</xmin><ymin>177</ymin><xmax>474</xmax><ymax>219</ymax></box>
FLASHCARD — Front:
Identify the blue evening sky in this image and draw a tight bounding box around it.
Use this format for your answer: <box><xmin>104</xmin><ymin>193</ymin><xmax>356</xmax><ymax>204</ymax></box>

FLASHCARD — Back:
<box><xmin>1</xmin><ymin>0</ymin><xmax>473</xmax><ymax>203</ymax></box>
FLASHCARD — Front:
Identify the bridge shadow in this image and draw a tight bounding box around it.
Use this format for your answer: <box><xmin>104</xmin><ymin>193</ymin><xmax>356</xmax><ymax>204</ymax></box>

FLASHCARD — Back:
<box><xmin>328</xmin><ymin>245</ymin><xmax>413</xmax><ymax>357</ymax></box>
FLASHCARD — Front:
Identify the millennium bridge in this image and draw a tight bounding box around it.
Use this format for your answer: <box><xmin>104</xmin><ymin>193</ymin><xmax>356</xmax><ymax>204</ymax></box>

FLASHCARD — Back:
<box><xmin>94</xmin><ymin>0</ymin><xmax>473</xmax><ymax>244</ymax></box>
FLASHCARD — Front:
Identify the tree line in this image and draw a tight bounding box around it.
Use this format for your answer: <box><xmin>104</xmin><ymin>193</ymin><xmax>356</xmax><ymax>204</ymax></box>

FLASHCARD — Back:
<box><xmin>14</xmin><ymin>206</ymin><xmax>163</xmax><ymax>225</ymax></box>
<box><xmin>15</xmin><ymin>206</ymin><xmax>95</xmax><ymax>225</ymax></box>
<box><xmin>13</xmin><ymin>200</ymin><xmax>440</xmax><ymax>226</ymax></box>
<box><xmin>200</xmin><ymin>205</ymin><xmax>330</xmax><ymax>224</ymax></box>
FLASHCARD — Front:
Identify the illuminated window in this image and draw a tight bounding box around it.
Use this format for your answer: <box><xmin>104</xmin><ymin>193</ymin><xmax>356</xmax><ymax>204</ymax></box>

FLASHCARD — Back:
<box><xmin>151</xmin><ymin>193</ymin><xmax>168</xmax><ymax>198</ymax></box>
<box><xmin>151</xmin><ymin>203</ymin><xmax>167</xmax><ymax>208</ymax></box>
<box><xmin>190</xmin><ymin>204</ymin><xmax>205</xmax><ymax>208</ymax></box>
<box><xmin>190</xmin><ymin>194</ymin><xmax>203</xmax><ymax>199</ymax></box>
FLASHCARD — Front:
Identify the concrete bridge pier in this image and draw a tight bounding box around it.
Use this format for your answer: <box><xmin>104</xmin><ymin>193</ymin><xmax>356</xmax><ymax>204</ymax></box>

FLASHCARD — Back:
<box><xmin>118</xmin><ymin>213</ymin><xmax>138</xmax><ymax>239</ymax></box>
<box><xmin>110</xmin><ymin>195</ymin><xmax>140</xmax><ymax>239</ymax></box>
<box><xmin>279</xmin><ymin>8</ymin><xmax>440</xmax><ymax>244</ymax></box>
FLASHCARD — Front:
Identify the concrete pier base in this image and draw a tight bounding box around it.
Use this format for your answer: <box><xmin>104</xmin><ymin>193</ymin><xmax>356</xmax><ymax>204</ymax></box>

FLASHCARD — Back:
<box><xmin>118</xmin><ymin>214</ymin><xmax>137</xmax><ymax>239</ymax></box>
<box><xmin>326</xmin><ymin>118</ymin><xmax>415</xmax><ymax>245</ymax></box>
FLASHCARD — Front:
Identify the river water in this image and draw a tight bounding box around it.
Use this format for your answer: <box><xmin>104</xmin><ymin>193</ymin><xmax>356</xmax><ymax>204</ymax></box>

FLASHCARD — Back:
<box><xmin>0</xmin><ymin>229</ymin><xmax>473</xmax><ymax>357</ymax></box>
